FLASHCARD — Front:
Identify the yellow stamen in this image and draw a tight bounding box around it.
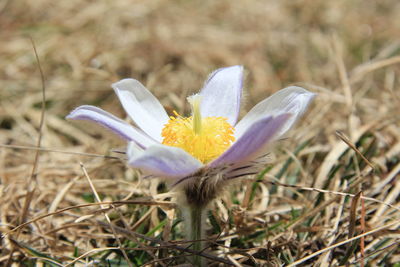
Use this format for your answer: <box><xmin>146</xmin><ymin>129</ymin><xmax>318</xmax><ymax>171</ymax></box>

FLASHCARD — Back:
<box><xmin>162</xmin><ymin>96</ymin><xmax>235</xmax><ymax>163</ymax></box>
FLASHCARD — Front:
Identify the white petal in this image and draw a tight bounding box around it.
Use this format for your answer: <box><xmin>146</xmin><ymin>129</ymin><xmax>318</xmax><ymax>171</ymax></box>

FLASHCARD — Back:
<box><xmin>235</xmin><ymin>86</ymin><xmax>315</xmax><ymax>139</ymax></box>
<box><xmin>128</xmin><ymin>144</ymin><xmax>203</xmax><ymax>179</ymax></box>
<box><xmin>209</xmin><ymin>114</ymin><xmax>291</xmax><ymax>167</ymax></box>
<box><xmin>66</xmin><ymin>105</ymin><xmax>156</xmax><ymax>148</ymax></box>
<box><xmin>199</xmin><ymin>65</ymin><xmax>243</xmax><ymax>125</ymax></box>
<box><xmin>112</xmin><ymin>79</ymin><xmax>169</xmax><ymax>142</ymax></box>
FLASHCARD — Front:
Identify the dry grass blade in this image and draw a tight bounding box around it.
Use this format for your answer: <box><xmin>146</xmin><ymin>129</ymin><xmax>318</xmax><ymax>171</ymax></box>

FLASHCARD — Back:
<box><xmin>6</xmin><ymin>38</ymin><xmax>47</xmax><ymax>266</ymax></box>
<box><xmin>263</xmin><ymin>179</ymin><xmax>400</xmax><ymax>213</ymax></box>
<box><xmin>93</xmin><ymin>220</ymin><xmax>235</xmax><ymax>266</ymax></box>
<box><xmin>20</xmin><ymin>38</ymin><xmax>46</xmax><ymax>223</ymax></box>
<box><xmin>339</xmin><ymin>191</ymin><xmax>362</xmax><ymax>265</ymax></box>
<box><xmin>349</xmin><ymin>192</ymin><xmax>361</xmax><ymax>239</ymax></box>
<box><xmin>335</xmin><ymin>130</ymin><xmax>375</xmax><ymax>170</ymax></box>
<box><xmin>79</xmin><ymin>162</ymin><xmax>132</xmax><ymax>267</ymax></box>
<box><xmin>0</xmin><ymin>144</ymin><xmax>121</xmax><ymax>159</ymax></box>
<box><xmin>64</xmin><ymin>247</ymin><xmax>120</xmax><ymax>266</ymax></box>
<box><xmin>351</xmin><ymin>56</ymin><xmax>400</xmax><ymax>83</ymax></box>
<box><xmin>331</xmin><ymin>35</ymin><xmax>352</xmax><ymax>108</ymax></box>
<box><xmin>349</xmin><ymin>239</ymin><xmax>400</xmax><ymax>265</ymax></box>
<box><xmin>360</xmin><ymin>192</ymin><xmax>366</xmax><ymax>267</ymax></box>
<box><xmin>287</xmin><ymin>219</ymin><xmax>400</xmax><ymax>266</ymax></box>
<box><xmin>2</xmin><ymin>200</ymin><xmax>173</xmax><ymax>237</ymax></box>
<box><xmin>1</xmin><ymin>1</ymin><xmax>399</xmax><ymax>265</ymax></box>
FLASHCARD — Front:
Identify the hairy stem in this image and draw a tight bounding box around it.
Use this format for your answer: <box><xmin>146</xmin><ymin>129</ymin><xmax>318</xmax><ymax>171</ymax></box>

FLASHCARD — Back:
<box><xmin>182</xmin><ymin>205</ymin><xmax>207</xmax><ymax>266</ymax></box>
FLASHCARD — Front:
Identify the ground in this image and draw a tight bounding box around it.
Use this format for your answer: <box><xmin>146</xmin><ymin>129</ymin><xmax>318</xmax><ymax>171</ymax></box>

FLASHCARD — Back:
<box><xmin>0</xmin><ymin>0</ymin><xmax>400</xmax><ymax>266</ymax></box>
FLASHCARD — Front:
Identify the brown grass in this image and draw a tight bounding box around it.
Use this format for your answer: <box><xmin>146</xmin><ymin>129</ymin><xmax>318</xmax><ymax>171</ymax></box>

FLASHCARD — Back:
<box><xmin>1</xmin><ymin>0</ymin><xmax>400</xmax><ymax>266</ymax></box>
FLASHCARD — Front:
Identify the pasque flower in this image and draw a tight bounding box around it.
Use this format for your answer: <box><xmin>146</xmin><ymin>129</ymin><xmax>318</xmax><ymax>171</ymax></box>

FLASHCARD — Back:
<box><xmin>67</xmin><ymin>66</ymin><xmax>314</xmax><ymax>265</ymax></box>
<box><xmin>67</xmin><ymin>65</ymin><xmax>314</xmax><ymax>206</ymax></box>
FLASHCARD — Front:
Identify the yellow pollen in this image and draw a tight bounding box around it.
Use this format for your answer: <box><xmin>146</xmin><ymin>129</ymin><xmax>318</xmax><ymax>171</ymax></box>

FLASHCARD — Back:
<box><xmin>161</xmin><ymin>114</ymin><xmax>235</xmax><ymax>163</ymax></box>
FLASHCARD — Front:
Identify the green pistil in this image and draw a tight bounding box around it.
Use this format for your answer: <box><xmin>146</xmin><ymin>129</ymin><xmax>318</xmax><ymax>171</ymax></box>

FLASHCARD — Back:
<box><xmin>189</xmin><ymin>95</ymin><xmax>202</xmax><ymax>135</ymax></box>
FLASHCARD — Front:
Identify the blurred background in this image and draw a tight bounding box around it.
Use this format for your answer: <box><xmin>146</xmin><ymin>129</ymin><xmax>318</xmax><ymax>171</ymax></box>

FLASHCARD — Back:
<box><xmin>1</xmin><ymin>0</ymin><xmax>399</xmax><ymax>265</ymax></box>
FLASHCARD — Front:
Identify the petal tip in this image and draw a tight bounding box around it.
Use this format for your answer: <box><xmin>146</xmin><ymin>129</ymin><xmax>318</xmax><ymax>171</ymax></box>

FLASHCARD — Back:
<box><xmin>65</xmin><ymin>105</ymin><xmax>94</xmax><ymax>120</ymax></box>
<box><xmin>309</xmin><ymin>91</ymin><xmax>317</xmax><ymax>98</ymax></box>
<box><xmin>111</xmin><ymin>78</ymin><xmax>134</xmax><ymax>90</ymax></box>
<box><xmin>230</xmin><ymin>65</ymin><xmax>243</xmax><ymax>71</ymax></box>
<box><xmin>65</xmin><ymin>107</ymin><xmax>81</xmax><ymax>120</ymax></box>
<box><xmin>226</xmin><ymin>65</ymin><xmax>244</xmax><ymax>75</ymax></box>
<box><xmin>291</xmin><ymin>86</ymin><xmax>316</xmax><ymax>98</ymax></box>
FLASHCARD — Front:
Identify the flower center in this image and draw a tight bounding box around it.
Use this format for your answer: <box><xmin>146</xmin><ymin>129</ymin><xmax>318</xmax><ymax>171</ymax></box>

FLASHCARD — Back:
<box><xmin>161</xmin><ymin>95</ymin><xmax>235</xmax><ymax>163</ymax></box>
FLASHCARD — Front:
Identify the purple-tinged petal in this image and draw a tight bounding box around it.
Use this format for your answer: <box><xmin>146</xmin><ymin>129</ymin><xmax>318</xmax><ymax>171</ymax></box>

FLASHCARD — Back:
<box><xmin>127</xmin><ymin>144</ymin><xmax>203</xmax><ymax>179</ymax></box>
<box><xmin>112</xmin><ymin>79</ymin><xmax>169</xmax><ymax>142</ymax></box>
<box><xmin>66</xmin><ymin>105</ymin><xmax>156</xmax><ymax>148</ymax></box>
<box><xmin>127</xmin><ymin>141</ymin><xmax>144</xmax><ymax>155</ymax></box>
<box><xmin>235</xmin><ymin>86</ymin><xmax>315</xmax><ymax>139</ymax></box>
<box><xmin>199</xmin><ymin>65</ymin><xmax>243</xmax><ymax>125</ymax></box>
<box><xmin>209</xmin><ymin>114</ymin><xmax>291</xmax><ymax>168</ymax></box>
